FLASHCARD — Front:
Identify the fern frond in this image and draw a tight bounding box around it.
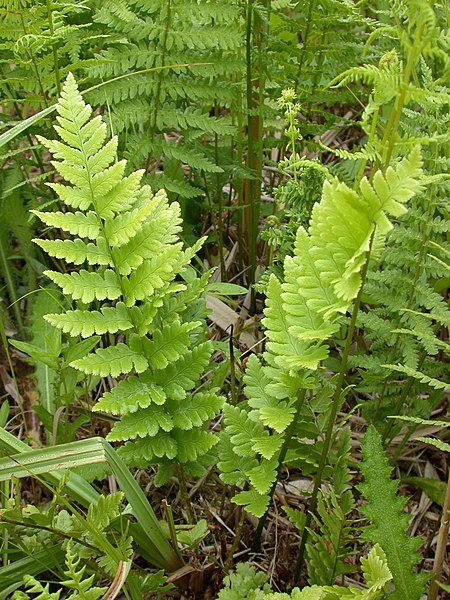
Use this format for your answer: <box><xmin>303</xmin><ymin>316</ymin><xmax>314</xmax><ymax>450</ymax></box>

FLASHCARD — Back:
<box><xmin>217</xmin><ymin>435</ymin><xmax>259</xmax><ymax>487</ymax></box>
<box><xmin>107</xmin><ymin>404</ymin><xmax>174</xmax><ymax>441</ymax></box>
<box><xmin>173</xmin><ymin>429</ymin><xmax>219</xmax><ymax>463</ymax></box>
<box><xmin>61</xmin><ymin>541</ymin><xmax>107</xmax><ymax>600</ymax></box>
<box><xmin>95</xmin><ymin>376</ymin><xmax>167</xmax><ymax>415</ymax></box>
<box><xmin>232</xmin><ymin>488</ymin><xmax>270</xmax><ymax>519</ymax></box>
<box><xmin>152</xmin><ymin>342</ymin><xmax>213</xmax><ymax>401</ymax></box>
<box><xmin>139</xmin><ymin>320</ymin><xmax>200</xmax><ymax>370</ymax></box>
<box><xmin>219</xmin><ymin>145</ymin><xmax>424</xmax><ymax>516</ymax></box>
<box><xmin>34</xmin><ymin>238</ymin><xmax>111</xmax><ymax>266</ymax></box>
<box><xmin>87</xmin><ymin>492</ymin><xmax>123</xmax><ymax>531</ymax></box>
<box><xmin>34</xmin><ymin>74</ymin><xmax>220</xmax><ymax>474</ymax></box>
<box><xmin>381</xmin><ymin>364</ymin><xmax>448</xmax><ymax>390</ymax></box>
<box><xmin>171</xmin><ymin>392</ymin><xmax>223</xmax><ymax>430</ymax></box>
<box><xmin>359</xmin><ymin>426</ymin><xmax>428</xmax><ymax>600</ymax></box>
<box><xmin>306</xmin><ymin>490</ymin><xmax>355</xmax><ymax>586</ymax></box>
<box><xmin>22</xmin><ymin>576</ymin><xmax>62</xmax><ymax>600</ymax></box>
<box><xmin>31</xmin><ymin>210</ymin><xmax>101</xmax><ymax>239</ymax></box>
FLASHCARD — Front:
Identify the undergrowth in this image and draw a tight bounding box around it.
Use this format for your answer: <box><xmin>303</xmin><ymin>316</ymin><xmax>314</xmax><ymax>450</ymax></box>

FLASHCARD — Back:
<box><xmin>0</xmin><ymin>0</ymin><xmax>448</xmax><ymax>598</ymax></box>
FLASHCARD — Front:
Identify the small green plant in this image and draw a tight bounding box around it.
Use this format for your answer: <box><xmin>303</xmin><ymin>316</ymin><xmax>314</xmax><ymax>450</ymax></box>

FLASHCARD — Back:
<box><xmin>218</xmin><ymin>545</ymin><xmax>393</xmax><ymax>599</ymax></box>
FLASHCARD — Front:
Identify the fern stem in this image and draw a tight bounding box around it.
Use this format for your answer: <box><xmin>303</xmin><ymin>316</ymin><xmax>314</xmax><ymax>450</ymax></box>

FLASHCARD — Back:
<box><xmin>353</xmin><ymin>106</ymin><xmax>379</xmax><ymax>190</ymax></box>
<box><xmin>45</xmin><ymin>0</ymin><xmax>61</xmax><ymax>96</ymax></box>
<box><xmin>234</xmin><ymin>67</ymin><xmax>245</xmax><ymax>284</ymax></box>
<box><xmin>229</xmin><ymin>325</ymin><xmax>237</xmax><ymax>405</ymax></box>
<box><xmin>224</xmin><ymin>503</ymin><xmax>246</xmax><ymax>572</ymax></box>
<box><xmin>176</xmin><ymin>464</ymin><xmax>194</xmax><ymax>524</ymax></box>
<box><xmin>214</xmin><ymin>102</ymin><xmax>226</xmax><ymax>280</ymax></box>
<box><xmin>244</xmin><ymin>0</ymin><xmax>255</xmax><ymax>291</ymax></box>
<box><xmin>146</xmin><ymin>0</ymin><xmax>172</xmax><ymax>171</ymax></box>
<box><xmin>244</xmin><ymin>0</ymin><xmax>270</xmax><ymax>305</ymax></box>
<box><xmin>374</xmin><ymin>16</ymin><xmax>425</xmax><ymax>173</ymax></box>
<box><xmin>252</xmin><ymin>388</ymin><xmax>307</xmax><ymax>552</ymax></box>
<box><xmin>294</xmin><ymin>239</ymin><xmax>373</xmax><ymax>582</ymax></box>
<box><xmin>428</xmin><ymin>467</ymin><xmax>450</xmax><ymax>600</ymax></box>
<box><xmin>293</xmin><ymin>0</ymin><xmax>316</xmax><ymax>93</ymax></box>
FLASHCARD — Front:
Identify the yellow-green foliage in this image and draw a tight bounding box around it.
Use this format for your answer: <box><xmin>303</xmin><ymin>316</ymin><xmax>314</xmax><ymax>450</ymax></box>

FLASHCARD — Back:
<box><xmin>33</xmin><ymin>74</ymin><xmax>223</xmax><ymax>476</ymax></box>
<box><xmin>219</xmin><ymin>147</ymin><xmax>423</xmax><ymax>516</ymax></box>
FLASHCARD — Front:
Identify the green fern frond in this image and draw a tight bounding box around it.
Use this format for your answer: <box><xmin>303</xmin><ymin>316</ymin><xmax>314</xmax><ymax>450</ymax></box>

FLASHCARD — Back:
<box><xmin>306</xmin><ymin>490</ymin><xmax>355</xmax><ymax>586</ymax></box>
<box><xmin>71</xmin><ymin>342</ymin><xmax>148</xmax><ymax>377</ymax></box>
<box><xmin>33</xmin><ymin>73</ymin><xmax>221</xmax><ymax>474</ymax></box>
<box><xmin>232</xmin><ymin>488</ymin><xmax>271</xmax><ymax>519</ymax></box>
<box><xmin>220</xmin><ymin>145</ymin><xmax>424</xmax><ymax>516</ymax></box>
<box><xmin>359</xmin><ymin>426</ymin><xmax>429</xmax><ymax>600</ymax></box>
<box><xmin>21</xmin><ymin>576</ymin><xmax>61</xmax><ymax>600</ymax></box>
<box><xmin>60</xmin><ymin>541</ymin><xmax>107</xmax><ymax>600</ymax></box>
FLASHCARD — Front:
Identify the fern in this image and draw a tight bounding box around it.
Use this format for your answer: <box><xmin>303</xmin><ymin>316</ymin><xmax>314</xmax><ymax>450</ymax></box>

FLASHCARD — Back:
<box><xmin>83</xmin><ymin>0</ymin><xmax>242</xmax><ymax>213</ymax></box>
<box><xmin>18</xmin><ymin>577</ymin><xmax>61</xmax><ymax>600</ymax></box>
<box><xmin>219</xmin><ymin>147</ymin><xmax>423</xmax><ymax>516</ymax></box>
<box><xmin>217</xmin><ymin>545</ymin><xmax>392</xmax><ymax>599</ymax></box>
<box><xmin>350</xmin><ymin>127</ymin><xmax>449</xmax><ymax>428</ymax></box>
<box><xmin>359</xmin><ymin>426</ymin><xmax>429</xmax><ymax>600</ymax></box>
<box><xmin>0</xmin><ymin>0</ymin><xmax>93</xmax><ymax>107</ymax></box>
<box><xmin>305</xmin><ymin>427</ymin><xmax>356</xmax><ymax>586</ymax></box>
<box><xmin>60</xmin><ymin>541</ymin><xmax>107</xmax><ymax>600</ymax></box>
<box><xmin>33</xmin><ymin>73</ymin><xmax>223</xmax><ymax>475</ymax></box>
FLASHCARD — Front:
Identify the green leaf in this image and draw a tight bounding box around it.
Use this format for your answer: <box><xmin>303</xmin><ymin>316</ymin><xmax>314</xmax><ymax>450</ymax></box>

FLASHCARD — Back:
<box><xmin>174</xmin><ymin>429</ymin><xmax>218</xmax><ymax>463</ymax></box>
<box><xmin>94</xmin><ymin>376</ymin><xmax>167</xmax><ymax>415</ymax></box>
<box><xmin>382</xmin><ymin>364</ymin><xmax>448</xmax><ymax>389</ymax></box>
<box><xmin>247</xmin><ymin>458</ymin><xmax>278</xmax><ymax>495</ymax></box>
<box><xmin>31</xmin><ymin>210</ymin><xmax>101</xmax><ymax>239</ymax></box>
<box><xmin>70</xmin><ymin>343</ymin><xmax>148</xmax><ymax>377</ymax></box>
<box><xmin>46</xmin><ymin>303</ymin><xmax>133</xmax><ymax>338</ymax></box>
<box><xmin>359</xmin><ymin>426</ymin><xmax>428</xmax><ymax>600</ymax></box>
<box><xmin>8</xmin><ymin>340</ymin><xmax>59</xmax><ymax>369</ymax></box>
<box><xmin>171</xmin><ymin>392</ymin><xmax>223</xmax><ymax>429</ymax></box>
<box><xmin>415</xmin><ymin>437</ymin><xmax>450</xmax><ymax>453</ymax></box>
<box><xmin>44</xmin><ymin>269</ymin><xmax>122</xmax><ymax>303</ymax></box>
<box><xmin>232</xmin><ymin>489</ymin><xmax>270</xmax><ymax>518</ymax></box>
<box><xmin>402</xmin><ymin>476</ymin><xmax>446</xmax><ymax>506</ymax></box>
<box><xmin>136</xmin><ymin>321</ymin><xmax>199</xmax><ymax>370</ymax></box>
<box><xmin>206</xmin><ymin>282</ymin><xmax>248</xmax><ymax>296</ymax></box>
<box><xmin>63</xmin><ymin>336</ymin><xmax>101</xmax><ymax>365</ymax></box>
<box><xmin>107</xmin><ymin>405</ymin><xmax>173</xmax><ymax>441</ymax></box>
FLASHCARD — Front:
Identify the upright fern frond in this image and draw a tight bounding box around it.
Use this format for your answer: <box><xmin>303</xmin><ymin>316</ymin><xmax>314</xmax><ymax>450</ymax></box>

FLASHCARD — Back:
<box><xmin>219</xmin><ymin>147</ymin><xmax>423</xmax><ymax>515</ymax></box>
<box><xmin>33</xmin><ymin>74</ymin><xmax>222</xmax><ymax>477</ymax></box>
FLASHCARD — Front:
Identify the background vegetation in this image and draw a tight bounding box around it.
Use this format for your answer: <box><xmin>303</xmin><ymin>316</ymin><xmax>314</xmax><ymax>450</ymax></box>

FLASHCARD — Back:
<box><xmin>0</xmin><ymin>0</ymin><xmax>448</xmax><ymax>598</ymax></box>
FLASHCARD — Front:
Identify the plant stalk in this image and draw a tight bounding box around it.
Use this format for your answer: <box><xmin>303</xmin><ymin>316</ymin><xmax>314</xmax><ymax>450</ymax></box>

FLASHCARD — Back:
<box><xmin>294</xmin><ymin>240</ymin><xmax>373</xmax><ymax>582</ymax></box>
<box><xmin>46</xmin><ymin>0</ymin><xmax>61</xmax><ymax>96</ymax></box>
